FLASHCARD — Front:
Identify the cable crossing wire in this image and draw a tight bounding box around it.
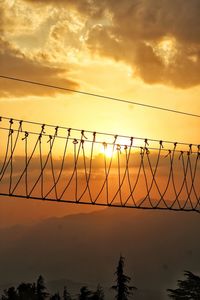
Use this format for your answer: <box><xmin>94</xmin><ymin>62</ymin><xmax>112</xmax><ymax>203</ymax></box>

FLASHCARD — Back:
<box><xmin>0</xmin><ymin>75</ymin><xmax>200</xmax><ymax>118</ymax></box>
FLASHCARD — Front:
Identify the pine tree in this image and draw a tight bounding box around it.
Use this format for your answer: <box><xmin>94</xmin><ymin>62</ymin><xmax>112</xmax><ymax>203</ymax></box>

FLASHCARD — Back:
<box><xmin>36</xmin><ymin>276</ymin><xmax>48</xmax><ymax>300</ymax></box>
<box><xmin>167</xmin><ymin>270</ymin><xmax>200</xmax><ymax>299</ymax></box>
<box><xmin>63</xmin><ymin>286</ymin><xmax>71</xmax><ymax>300</ymax></box>
<box><xmin>112</xmin><ymin>255</ymin><xmax>137</xmax><ymax>300</ymax></box>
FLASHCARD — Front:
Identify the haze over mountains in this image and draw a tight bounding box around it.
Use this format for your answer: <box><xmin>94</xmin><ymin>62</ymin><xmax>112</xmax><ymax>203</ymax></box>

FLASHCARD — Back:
<box><xmin>0</xmin><ymin>207</ymin><xmax>200</xmax><ymax>300</ymax></box>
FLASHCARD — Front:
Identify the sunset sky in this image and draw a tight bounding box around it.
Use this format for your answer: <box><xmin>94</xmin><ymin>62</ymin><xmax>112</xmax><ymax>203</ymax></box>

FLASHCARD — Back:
<box><xmin>1</xmin><ymin>0</ymin><xmax>200</xmax><ymax>141</ymax></box>
<box><xmin>0</xmin><ymin>0</ymin><xmax>200</xmax><ymax>227</ymax></box>
<box><xmin>1</xmin><ymin>3</ymin><xmax>200</xmax><ymax>299</ymax></box>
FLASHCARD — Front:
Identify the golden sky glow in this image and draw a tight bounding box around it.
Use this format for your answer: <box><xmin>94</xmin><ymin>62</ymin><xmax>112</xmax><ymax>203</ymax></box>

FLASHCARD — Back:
<box><xmin>0</xmin><ymin>0</ymin><xmax>200</xmax><ymax>144</ymax></box>
<box><xmin>0</xmin><ymin>0</ymin><xmax>200</xmax><ymax>227</ymax></box>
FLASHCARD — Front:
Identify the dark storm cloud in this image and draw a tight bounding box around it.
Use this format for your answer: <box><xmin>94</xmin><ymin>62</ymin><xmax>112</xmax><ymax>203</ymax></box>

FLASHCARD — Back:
<box><xmin>24</xmin><ymin>0</ymin><xmax>200</xmax><ymax>88</ymax></box>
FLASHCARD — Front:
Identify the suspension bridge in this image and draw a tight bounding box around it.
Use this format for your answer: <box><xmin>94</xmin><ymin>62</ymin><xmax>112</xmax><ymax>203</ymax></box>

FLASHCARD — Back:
<box><xmin>0</xmin><ymin>116</ymin><xmax>199</xmax><ymax>212</ymax></box>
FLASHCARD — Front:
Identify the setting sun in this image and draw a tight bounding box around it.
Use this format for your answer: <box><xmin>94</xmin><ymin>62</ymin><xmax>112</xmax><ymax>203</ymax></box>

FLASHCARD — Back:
<box><xmin>99</xmin><ymin>143</ymin><xmax>115</xmax><ymax>158</ymax></box>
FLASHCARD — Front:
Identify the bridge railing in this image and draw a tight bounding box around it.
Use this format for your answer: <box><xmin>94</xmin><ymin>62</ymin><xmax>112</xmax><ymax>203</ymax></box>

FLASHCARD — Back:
<box><xmin>0</xmin><ymin>117</ymin><xmax>199</xmax><ymax>212</ymax></box>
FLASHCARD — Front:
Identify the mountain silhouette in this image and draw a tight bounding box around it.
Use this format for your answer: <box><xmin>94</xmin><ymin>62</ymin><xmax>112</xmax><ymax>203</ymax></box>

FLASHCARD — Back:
<box><xmin>0</xmin><ymin>207</ymin><xmax>200</xmax><ymax>300</ymax></box>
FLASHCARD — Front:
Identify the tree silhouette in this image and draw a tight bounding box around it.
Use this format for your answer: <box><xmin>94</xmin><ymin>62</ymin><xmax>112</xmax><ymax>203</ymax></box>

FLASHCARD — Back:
<box><xmin>112</xmin><ymin>255</ymin><xmax>137</xmax><ymax>300</ymax></box>
<box><xmin>91</xmin><ymin>285</ymin><xmax>104</xmax><ymax>300</ymax></box>
<box><xmin>1</xmin><ymin>287</ymin><xmax>18</xmax><ymax>300</ymax></box>
<box><xmin>63</xmin><ymin>286</ymin><xmax>71</xmax><ymax>300</ymax></box>
<box><xmin>1</xmin><ymin>283</ymin><xmax>37</xmax><ymax>300</ymax></box>
<box><xmin>167</xmin><ymin>270</ymin><xmax>200</xmax><ymax>299</ymax></box>
<box><xmin>36</xmin><ymin>276</ymin><xmax>48</xmax><ymax>300</ymax></box>
<box><xmin>17</xmin><ymin>282</ymin><xmax>36</xmax><ymax>300</ymax></box>
<box><xmin>79</xmin><ymin>286</ymin><xmax>92</xmax><ymax>300</ymax></box>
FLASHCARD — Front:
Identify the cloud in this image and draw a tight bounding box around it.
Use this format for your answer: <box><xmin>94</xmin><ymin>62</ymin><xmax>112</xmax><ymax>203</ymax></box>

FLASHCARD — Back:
<box><xmin>0</xmin><ymin>2</ymin><xmax>79</xmax><ymax>98</ymax></box>
<box><xmin>0</xmin><ymin>38</ymin><xmax>78</xmax><ymax>97</ymax></box>
<box><xmin>84</xmin><ymin>0</ymin><xmax>200</xmax><ymax>88</ymax></box>
<box><xmin>3</xmin><ymin>0</ymin><xmax>200</xmax><ymax>88</ymax></box>
<box><xmin>23</xmin><ymin>0</ymin><xmax>100</xmax><ymax>17</ymax></box>
<box><xmin>24</xmin><ymin>0</ymin><xmax>200</xmax><ymax>88</ymax></box>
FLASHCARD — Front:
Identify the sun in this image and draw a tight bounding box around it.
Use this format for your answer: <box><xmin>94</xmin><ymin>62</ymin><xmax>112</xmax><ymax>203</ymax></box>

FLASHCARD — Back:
<box><xmin>99</xmin><ymin>144</ymin><xmax>115</xmax><ymax>158</ymax></box>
